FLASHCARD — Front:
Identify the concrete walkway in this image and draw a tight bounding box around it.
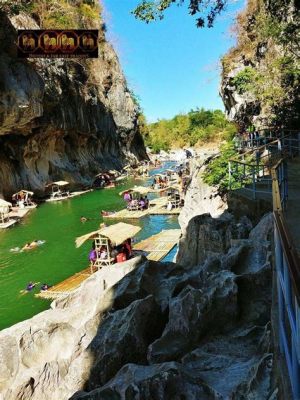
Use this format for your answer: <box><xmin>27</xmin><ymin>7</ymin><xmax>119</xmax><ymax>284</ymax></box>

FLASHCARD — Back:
<box><xmin>284</xmin><ymin>159</ymin><xmax>300</xmax><ymax>255</ymax></box>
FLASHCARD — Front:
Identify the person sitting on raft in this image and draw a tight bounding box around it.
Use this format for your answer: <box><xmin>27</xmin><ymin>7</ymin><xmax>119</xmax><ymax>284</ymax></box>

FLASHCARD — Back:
<box><xmin>139</xmin><ymin>197</ymin><xmax>145</xmax><ymax>210</ymax></box>
<box><xmin>40</xmin><ymin>283</ymin><xmax>50</xmax><ymax>291</ymax></box>
<box><xmin>123</xmin><ymin>191</ymin><xmax>132</xmax><ymax>202</ymax></box>
<box><xmin>89</xmin><ymin>248</ymin><xmax>97</xmax><ymax>266</ymax></box>
<box><xmin>26</xmin><ymin>282</ymin><xmax>35</xmax><ymax>291</ymax></box>
<box><xmin>144</xmin><ymin>195</ymin><xmax>149</xmax><ymax>209</ymax></box>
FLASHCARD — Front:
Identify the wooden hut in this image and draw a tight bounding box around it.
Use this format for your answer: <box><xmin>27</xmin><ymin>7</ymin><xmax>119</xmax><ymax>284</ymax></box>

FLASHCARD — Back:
<box><xmin>75</xmin><ymin>222</ymin><xmax>141</xmax><ymax>272</ymax></box>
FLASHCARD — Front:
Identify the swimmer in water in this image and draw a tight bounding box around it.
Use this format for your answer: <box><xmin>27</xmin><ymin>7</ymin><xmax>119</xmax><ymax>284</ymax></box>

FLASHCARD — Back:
<box><xmin>40</xmin><ymin>283</ymin><xmax>50</xmax><ymax>291</ymax></box>
<box><xmin>26</xmin><ymin>282</ymin><xmax>35</xmax><ymax>291</ymax></box>
<box><xmin>80</xmin><ymin>216</ymin><xmax>88</xmax><ymax>223</ymax></box>
<box><xmin>22</xmin><ymin>240</ymin><xmax>39</xmax><ymax>251</ymax></box>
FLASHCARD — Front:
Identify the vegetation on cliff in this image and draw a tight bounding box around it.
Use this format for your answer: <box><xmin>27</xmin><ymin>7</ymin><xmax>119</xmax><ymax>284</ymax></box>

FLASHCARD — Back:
<box><xmin>141</xmin><ymin>108</ymin><xmax>236</xmax><ymax>152</ymax></box>
<box><xmin>0</xmin><ymin>0</ymin><xmax>102</xmax><ymax>29</ymax></box>
<box><xmin>221</xmin><ymin>0</ymin><xmax>299</xmax><ymax>127</ymax></box>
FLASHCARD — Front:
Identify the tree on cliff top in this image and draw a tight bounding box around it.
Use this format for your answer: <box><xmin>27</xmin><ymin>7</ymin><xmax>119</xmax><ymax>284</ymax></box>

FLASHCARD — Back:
<box><xmin>133</xmin><ymin>0</ymin><xmax>228</xmax><ymax>28</ymax></box>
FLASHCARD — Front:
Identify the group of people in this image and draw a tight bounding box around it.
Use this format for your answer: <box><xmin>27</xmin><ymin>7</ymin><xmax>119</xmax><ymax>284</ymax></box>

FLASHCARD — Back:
<box><xmin>93</xmin><ymin>173</ymin><xmax>115</xmax><ymax>189</ymax></box>
<box><xmin>26</xmin><ymin>282</ymin><xmax>50</xmax><ymax>292</ymax></box>
<box><xmin>151</xmin><ymin>175</ymin><xmax>168</xmax><ymax>190</ymax></box>
<box><xmin>88</xmin><ymin>238</ymin><xmax>133</xmax><ymax>266</ymax></box>
<box><xmin>123</xmin><ymin>192</ymin><xmax>149</xmax><ymax>211</ymax></box>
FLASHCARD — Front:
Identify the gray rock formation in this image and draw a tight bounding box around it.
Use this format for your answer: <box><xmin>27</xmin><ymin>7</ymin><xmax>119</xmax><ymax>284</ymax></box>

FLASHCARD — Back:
<box><xmin>0</xmin><ymin>160</ymin><xmax>275</xmax><ymax>400</ymax></box>
<box><xmin>70</xmin><ymin>213</ymin><xmax>274</xmax><ymax>400</ymax></box>
<box><xmin>220</xmin><ymin>0</ymin><xmax>299</xmax><ymax>129</ymax></box>
<box><xmin>0</xmin><ymin>10</ymin><xmax>147</xmax><ymax>197</ymax></box>
<box><xmin>0</xmin><ymin>257</ymin><xmax>143</xmax><ymax>400</ymax></box>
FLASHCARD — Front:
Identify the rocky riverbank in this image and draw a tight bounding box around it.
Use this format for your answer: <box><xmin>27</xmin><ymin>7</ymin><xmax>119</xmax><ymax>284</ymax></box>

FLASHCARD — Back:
<box><xmin>0</xmin><ymin>156</ymin><xmax>276</xmax><ymax>400</ymax></box>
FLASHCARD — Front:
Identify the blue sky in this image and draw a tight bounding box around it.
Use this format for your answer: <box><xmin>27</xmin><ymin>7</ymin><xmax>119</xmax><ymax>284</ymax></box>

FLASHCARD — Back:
<box><xmin>102</xmin><ymin>0</ymin><xmax>245</xmax><ymax>122</ymax></box>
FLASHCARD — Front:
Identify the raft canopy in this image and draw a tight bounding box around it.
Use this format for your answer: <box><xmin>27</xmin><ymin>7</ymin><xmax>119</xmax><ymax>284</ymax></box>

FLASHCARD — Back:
<box><xmin>95</xmin><ymin>170</ymin><xmax>119</xmax><ymax>178</ymax></box>
<box><xmin>119</xmin><ymin>186</ymin><xmax>151</xmax><ymax>196</ymax></box>
<box><xmin>0</xmin><ymin>199</ymin><xmax>12</xmax><ymax>208</ymax></box>
<box><xmin>46</xmin><ymin>181</ymin><xmax>69</xmax><ymax>187</ymax></box>
<box><xmin>75</xmin><ymin>222</ymin><xmax>141</xmax><ymax>248</ymax></box>
<box><xmin>13</xmin><ymin>190</ymin><xmax>34</xmax><ymax>196</ymax></box>
<box><xmin>0</xmin><ymin>199</ymin><xmax>12</xmax><ymax>219</ymax></box>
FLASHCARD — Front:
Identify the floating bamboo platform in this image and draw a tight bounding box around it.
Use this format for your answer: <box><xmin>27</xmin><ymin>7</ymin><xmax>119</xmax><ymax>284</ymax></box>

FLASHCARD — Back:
<box><xmin>9</xmin><ymin>208</ymin><xmax>32</xmax><ymax>219</ymax></box>
<box><xmin>103</xmin><ymin>197</ymin><xmax>182</xmax><ymax>220</ymax></box>
<box><xmin>0</xmin><ymin>219</ymin><xmax>18</xmax><ymax>229</ymax></box>
<box><xmin>36</xmin><ymin>229</ymin><xmax>181</xmax><ymax>300</ymax></box>
<box><xmin>45</xmin><ymin>189</ymin><xmax>92</xmax><ymax>203</ymax></box>
<box><xmin>36</xmin><ymin>267</ymin><xmax>92</xmax><ymax>299</ymax></box>
<box><xmin>133</xmin><ymin>229</ymin><xmax>181</xmax><ymax>261</ymax></box>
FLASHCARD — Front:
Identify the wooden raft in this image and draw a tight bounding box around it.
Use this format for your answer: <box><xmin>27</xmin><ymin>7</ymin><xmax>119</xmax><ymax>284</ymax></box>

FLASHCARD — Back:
<box><xmin>104</xmin><ymin>197</ymin><xmax>181</xmax><ymax>220</ymax></box>
<box><xmin>36</xmin><ymin>267</ymin><xmax>92</xmax><ymax>299</ymax></box>
<box><xmin>133</xmin><ymin>229</ymin><xmax>181</xmax><ymax>261</ymax></box>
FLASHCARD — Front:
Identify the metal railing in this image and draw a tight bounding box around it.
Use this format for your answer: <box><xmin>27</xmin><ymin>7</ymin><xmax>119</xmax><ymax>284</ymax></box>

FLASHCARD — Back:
<box><xmin>272</xmin><ymin>168</ymin><xmax>300</xmax><ymax>399</ymax></box>
<box><xmin>228</xmin><ymin>132</ymin><xmax>300</xmax><ymax>200</ymax></box>
<box><xmin>228</xmin><ymin>129</ymin><xmax>300</xmax><ymax>397</ymax></box>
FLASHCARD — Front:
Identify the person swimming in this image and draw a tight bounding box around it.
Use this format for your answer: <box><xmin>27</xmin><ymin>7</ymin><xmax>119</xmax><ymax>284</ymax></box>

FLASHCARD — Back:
<box><xmin>22</xmin><ymin>240</ymin><xmax>38</xmax><ymax>251</ymax></box>
<box><xmin>26</xmin><ymin>282</ymin><xmax>35</xmax><ymax>291</ymax></box>
<box><xmin>21</xmin><ymin>240</ymin><xmax>45</xmax><ymax>251</ymax></box>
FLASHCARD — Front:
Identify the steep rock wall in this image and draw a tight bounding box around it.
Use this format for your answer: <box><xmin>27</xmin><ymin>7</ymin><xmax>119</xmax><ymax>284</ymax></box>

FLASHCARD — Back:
<box><xmin>220</xmin><ymin>0</ymin><xmax>299</xmax><ymax>129</ymax></box>
<box><xmin>0</xmin><ymin>9</ymin><xmax>147</xmax><ymax>197</ymax></box>
<box><xmin>0</xmin><ymin>156</ymin><xmax>277</xmax><ymax>399</ymax></box>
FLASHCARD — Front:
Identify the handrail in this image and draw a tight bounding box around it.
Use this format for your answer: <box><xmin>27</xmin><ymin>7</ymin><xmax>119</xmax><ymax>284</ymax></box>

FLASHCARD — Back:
<box><xmin>272</xmin><ymin>158</ymin><xmax>300</xmax><ymax>303</ymax></box>
<box><xmin>273</xmin><ymin>210</ymin><xmax>300</xmax><ymax>303</ymax></box>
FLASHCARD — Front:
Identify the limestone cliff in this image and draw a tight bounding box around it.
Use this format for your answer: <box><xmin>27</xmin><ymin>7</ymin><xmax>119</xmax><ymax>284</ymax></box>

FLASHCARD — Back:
<box><xmin>220</xmin><ymin>0</ymin><xmax>299</xmax><ymax>129</ymax></box>
<box><xmin>0</xmin><ymin>4</ymin><xmax>147</xmax><ymax>198</ymax></box>
<box><xmin>0</xmin><ymin>157</ymin><xmax>277</xmax><ymax>400</ymax></box>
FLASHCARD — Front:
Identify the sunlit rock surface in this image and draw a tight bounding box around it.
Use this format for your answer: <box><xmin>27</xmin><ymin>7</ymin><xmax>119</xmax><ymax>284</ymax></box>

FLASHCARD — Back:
<box><xmin>0</xmin><ymin>12</ymin><xmax>146</xmax><ymax>198</ymax></box>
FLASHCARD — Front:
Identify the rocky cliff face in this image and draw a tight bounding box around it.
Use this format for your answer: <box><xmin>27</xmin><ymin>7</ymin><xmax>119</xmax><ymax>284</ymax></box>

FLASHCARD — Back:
<box><xmin>0</xmin><ymin>158</ymin><xmax>276</xmax><ymax>400</ymax></box>
<box><xmin>0</xmin><ymin>8</ymin><xmax>147</xmax><ymax>198</ymax></box>
<box><xmin>220</xmin><ymin>0</ymin><xmax>299</xmax><ymax>129</ymax></box>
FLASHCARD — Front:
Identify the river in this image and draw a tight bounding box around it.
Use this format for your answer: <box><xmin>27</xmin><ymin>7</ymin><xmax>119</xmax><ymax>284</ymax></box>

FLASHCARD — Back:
<box><xmin>0</xmin><ymin>162</ymin><xmax>179</xmax><ymax>330</ymax></box>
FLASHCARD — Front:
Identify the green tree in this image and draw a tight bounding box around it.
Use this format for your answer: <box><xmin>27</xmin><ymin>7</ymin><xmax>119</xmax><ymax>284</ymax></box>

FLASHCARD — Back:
<box><xmin>132</xmin><ymin>0</ymin><xmax>228</xmax><ymax>28</ymax></box>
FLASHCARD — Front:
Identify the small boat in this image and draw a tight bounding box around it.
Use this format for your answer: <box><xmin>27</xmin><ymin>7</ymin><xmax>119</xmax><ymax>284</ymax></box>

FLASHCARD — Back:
<box><xmin>45</xmin><ymin>182</ymin><xmax>92</xmax><ymax>202</ymax></box>
<box><xmin>45</xmin><ymin>181</ymin><xmax>71</xmax><ymax>202</ymax></box>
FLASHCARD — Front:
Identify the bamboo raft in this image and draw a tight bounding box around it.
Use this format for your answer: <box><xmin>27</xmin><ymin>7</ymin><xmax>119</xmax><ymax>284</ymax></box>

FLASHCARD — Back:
<box><xmin>36</xmin><ymin>229</ymin><xmax>181</xmax><ymax>299</ymax></box>
<box><xmin>45</xmin><ymin>189</ymin><xmax>92</xmax><ymax>203</ymax></box>
<box><xmin>133</xmin><ymin>229</ymin><xmax>181</xmax><ymax>261</ymax></box>
<box><xmin>0</xmin><ymin>219</ymin><xmax>18</xmax><ymax>229</ymax></box>
<box><xmin>104</xmin><ymin>197</ymin><xmax>181</xmax><ymax>220</ymax></box>
<box><xmin>36</xmin><ymin>267</ymin><xmax>92</xmax><ymax>299</ymax></box>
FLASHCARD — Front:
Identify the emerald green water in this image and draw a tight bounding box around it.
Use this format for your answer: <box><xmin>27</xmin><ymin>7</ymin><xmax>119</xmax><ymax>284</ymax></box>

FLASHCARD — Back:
<box><xmin>0</xmin><ymin>164</ymin><xmax>179</xmax><ymax>330</ymax></box>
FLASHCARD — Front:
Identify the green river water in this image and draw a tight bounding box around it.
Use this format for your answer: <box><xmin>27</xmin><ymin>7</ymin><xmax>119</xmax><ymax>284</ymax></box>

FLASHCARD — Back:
<box><xmin>0</xmin><ymin>163</ymin><xmax>179</xmax><ymax>331</ymax></box>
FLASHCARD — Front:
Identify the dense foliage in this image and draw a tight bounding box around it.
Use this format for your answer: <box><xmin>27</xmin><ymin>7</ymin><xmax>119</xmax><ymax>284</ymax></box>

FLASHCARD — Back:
<box><xmin>133</xmin><ymin>0</ymin><xmax>228</xmax><ymax>28</ymax></box>
<box><xmin>141</xmin><ymin>108</ymin><xmax>236</xmax><ymax>152</ymax></box>
<box><xmin>202</xmin><ymin>142</ymin><xmax>236</xmax><ymax>190</ymax></box>
<box><xmin>0</xmin><ymin>0</ymin><xmax>101</xmax><ymax>28</ymax></box>
<box><xmin>222</xmin><ymin>0</ymin><xmax>299</xmax><ymax>126</ymax></box>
